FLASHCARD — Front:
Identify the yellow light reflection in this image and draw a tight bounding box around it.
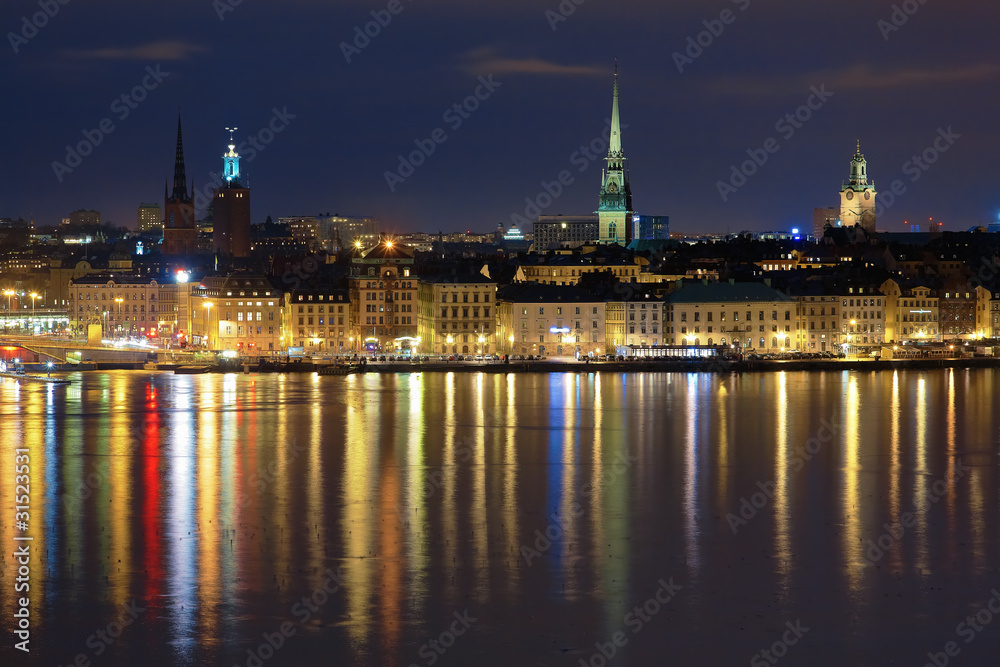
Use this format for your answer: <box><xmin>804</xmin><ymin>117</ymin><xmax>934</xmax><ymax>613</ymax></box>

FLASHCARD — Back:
<box><xmin>842</xmin><ymin>375</ymin><xmax>862</xmax><ymax>594</ymax></box>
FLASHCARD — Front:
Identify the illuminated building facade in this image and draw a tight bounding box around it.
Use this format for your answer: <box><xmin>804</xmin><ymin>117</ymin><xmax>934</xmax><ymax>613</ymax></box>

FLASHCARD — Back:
<box><xmin>416</xmin><ymin>274</ymin><xmax>497</xmax><ymax>355</ymax></box>
<box><xmin>496</xmin><ymin>283</ymin><xmax>606</xmax><ymax>357</ymax></box>
<box><xmin>285</xmin><ymin>289</ymin><xmax>351</xmax><ymax>354</ymax></box>
<box><xmin>348</xmin><ymin>239</ymin><xmax>418</xmax><ymax>353</ymax></box>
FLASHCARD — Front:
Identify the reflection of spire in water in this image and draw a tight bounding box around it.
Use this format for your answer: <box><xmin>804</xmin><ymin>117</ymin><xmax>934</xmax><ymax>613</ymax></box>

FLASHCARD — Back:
<box><xmin>599</xmin><ymin>374</ymin><xmax>630</xmax><ymax>631</ymax></box>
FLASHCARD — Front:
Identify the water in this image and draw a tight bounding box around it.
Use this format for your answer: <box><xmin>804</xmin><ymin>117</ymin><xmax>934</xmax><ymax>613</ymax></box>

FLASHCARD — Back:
<box><xmin>1</xmin><ymin>369</ymin><xmax>999</xmax><ymax>666</ymax></box>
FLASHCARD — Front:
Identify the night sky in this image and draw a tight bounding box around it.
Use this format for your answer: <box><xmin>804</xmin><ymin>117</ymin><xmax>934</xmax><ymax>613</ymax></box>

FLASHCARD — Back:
<box><xmin>2</xmin><ymin>0</ymin><xmax>998</xmax><ymax>234</ymax></box>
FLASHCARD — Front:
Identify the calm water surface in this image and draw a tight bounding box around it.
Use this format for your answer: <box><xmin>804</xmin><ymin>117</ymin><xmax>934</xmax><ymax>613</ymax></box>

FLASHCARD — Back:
<box><xmin>1</xmin><ymin>369</ymin><xmax>999</xmax><ymax>666</ymax></box>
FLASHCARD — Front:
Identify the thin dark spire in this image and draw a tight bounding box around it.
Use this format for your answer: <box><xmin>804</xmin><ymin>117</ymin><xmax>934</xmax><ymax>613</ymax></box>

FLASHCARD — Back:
<box><xmin>172</xmin><ymin>114</ymin><xmax>190</xmax><ymax>202</ymax></box>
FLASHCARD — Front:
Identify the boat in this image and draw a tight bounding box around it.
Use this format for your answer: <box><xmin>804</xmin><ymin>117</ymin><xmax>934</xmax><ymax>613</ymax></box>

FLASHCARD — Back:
<box><xmin>174</xmin><ymin>365</ymin><xmax>212</xmax><ymax>375</ymax></box>
<box><xmin>317</xmin><ymin>365</ymin><xmax>361</xmax><ymax>376</ymax></box>
<box><xmin>0</xmin><ymin>371</ymin><xmax>71</xmax><ymax>385</ymax></box>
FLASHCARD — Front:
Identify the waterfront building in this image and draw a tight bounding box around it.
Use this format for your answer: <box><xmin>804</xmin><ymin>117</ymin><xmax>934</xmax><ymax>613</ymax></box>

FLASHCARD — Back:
<box><xmin>67</xmin><ymin>274</ymin><xmax>165</xmax><ymax>338</ymax></box>
<box><xmin>938</xmin><ymin>282</ymin><xmax>977</xmax><ymax>339</ymax></box>
<box><xmin>496</xmin><ymin>283</ymin><xmax>606</xmax><ymax>358</ymax></box>
<box><xmin>416</xmin><ymin>273</ymin><xmax>497</xmax><ymax>355</ymax></box>
<box><xmin>348</xmin><ymin>239</ymin><xmax>418</xmax><ymax>354</ymax></box>
<box><xmin>606</xmin><ymin>289</ymin><xmax>664</xmax><ymax>350</ymax></box>
<box><xmin>665</xmin><ymin>281</ymin><xmax>796</xmax><ymax>351</ymax></box>
<box><xmin>879</xmin><ymin>279</ymin><xmax>939</xmax><ymax>342</ymax></box>
<box><xmin>793</xmin><ymin>289</ymin><xmax>842</xmax><ymax>352</ymax></box>
<box><xmin>190</xmin><ymin>273</ymin><xmax>283</xmax><ymax>353</ymax></box>
<box><xmin>284</xmin><ymin>289</ymin><xmax>351</xmax><ymax>354</ymax></box>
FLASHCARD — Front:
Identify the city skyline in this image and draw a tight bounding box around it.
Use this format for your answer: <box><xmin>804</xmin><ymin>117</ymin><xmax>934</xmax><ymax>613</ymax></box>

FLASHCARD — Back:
<box><xmin>3</xmin><ymin>1</ymin><xmax>999</xmax><ymax>234</ymax></box>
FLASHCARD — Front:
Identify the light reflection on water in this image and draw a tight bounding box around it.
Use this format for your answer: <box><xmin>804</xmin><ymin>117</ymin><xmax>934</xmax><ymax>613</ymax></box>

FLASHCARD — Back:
<box><xmin>1</xmin><ymin>369</ymin><xmax>999</xmax><ymax>666</ymax></box>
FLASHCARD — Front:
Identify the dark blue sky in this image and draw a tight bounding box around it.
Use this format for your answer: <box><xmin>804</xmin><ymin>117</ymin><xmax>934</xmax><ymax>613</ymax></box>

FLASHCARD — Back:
<box><xmin>2</xmin><ymin>0</ymin><xmax>998</xmax><ymax>234</ymax></box>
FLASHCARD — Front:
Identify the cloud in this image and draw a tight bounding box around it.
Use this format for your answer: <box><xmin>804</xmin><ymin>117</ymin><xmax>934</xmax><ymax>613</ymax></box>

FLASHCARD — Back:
<box><xmin>63</xmin><ymin>40</ymin><xmax>208</xmax><ymax>61</ymax></box>
<box><xmin>460</xmin><ymin>47</ymin><xmax>605</xmax><ymax>76</ymax></box>
<box><xmin>707</xmin><ymin>63</ymin><xmax>1000</xmax><ymax>98</ymax></box>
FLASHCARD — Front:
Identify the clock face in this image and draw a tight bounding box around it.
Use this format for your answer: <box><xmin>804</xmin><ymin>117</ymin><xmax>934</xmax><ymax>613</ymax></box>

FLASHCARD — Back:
<box><xmin>864</xmin><ymin>191</ymin><xmax>871</xmax><ymax>200</ymax></box>
<box><xmin>845</xmin><ymin>190</ymin><xmax>854</xmax><ymax>201</ymax></box>
<box><xmin>608</xmin><ymin>182</ymin><xmax>618</xmax><ymax>194</ymax></box>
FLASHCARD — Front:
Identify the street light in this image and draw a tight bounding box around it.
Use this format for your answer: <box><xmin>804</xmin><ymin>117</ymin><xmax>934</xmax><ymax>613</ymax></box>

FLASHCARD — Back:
<box><xmin>204</xmin><ymin>302</ymin><xmax>214</xmax><ymax>350</ymax></box>
<box><xmin>114</xmin><ymin>297</ymin><xmax>123</xmax><ymax>338</ymax></box>
<box><xmin>2</xmin><ymin>289</ymin><xmax>13</xmax><ymax>332</ymax></box>
<box><xmin>29</xmin><ymin>292</ymin><xmax>38</xmax><ymax>334</ymax></box>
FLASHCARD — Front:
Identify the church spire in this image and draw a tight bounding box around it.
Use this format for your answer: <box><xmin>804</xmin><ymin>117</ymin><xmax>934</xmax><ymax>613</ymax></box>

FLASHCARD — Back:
<box><xmin>848</xmin><ymin>140</ymin><xmax>868</xmax><ymax>187</ymax></box>
<box><xmin>597</xmin><ymin>60</ymin><xmax>633</xmax><ymax>245</ymax></box>
<box><xmin>609</xmin><ymin>59</ymin><xmax>622</xmax><ymax>159</ymax></box>
<box><xmin>171</xmin><ymin>114</ymin><xmax>190</xmax><ymax>202</ymax></box>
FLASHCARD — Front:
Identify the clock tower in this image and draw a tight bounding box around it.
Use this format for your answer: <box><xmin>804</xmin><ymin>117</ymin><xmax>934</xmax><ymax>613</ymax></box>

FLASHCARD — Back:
<box><xmin>839</xmin><ymin>141</ymin><xmax>877</xmax><ymax>233</ymax></box>
<box><xmin>597</xmin><ymin>63</ymin><xmax>633</xmax><ymax>245</ymax></box>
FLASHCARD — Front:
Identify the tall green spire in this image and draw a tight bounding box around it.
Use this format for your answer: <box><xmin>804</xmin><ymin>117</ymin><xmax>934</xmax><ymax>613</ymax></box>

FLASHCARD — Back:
<box><xmin>609</xmin><ymin>58</ymin><xmax>622</xmax><ymax>158</ymax></box>
<box><xmin>597</xmin><ymin>60</ymin><xmax>633</xmax><ymax>245</ymax></box>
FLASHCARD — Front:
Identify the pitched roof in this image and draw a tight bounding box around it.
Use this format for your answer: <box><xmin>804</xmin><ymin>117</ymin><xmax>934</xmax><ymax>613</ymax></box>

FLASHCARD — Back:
<box><xmin>667</xmin><ymin>281</ymin><xmax>794</xmax><ymax>304</ymax></box>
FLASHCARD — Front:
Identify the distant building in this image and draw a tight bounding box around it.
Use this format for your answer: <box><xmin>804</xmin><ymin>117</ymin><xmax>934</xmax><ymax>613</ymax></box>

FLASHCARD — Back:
<box><xmin>316</xmin><ymin>214</ymin><xmax>379</xmax><ymax>250</ymax></box>
<box><xmin>212</xmin><ymin>129</ymin><xmax>251</xmax><ymax>259</ymax></box>
<box><xmin>813</xmin><ymin>207</ymin><xmax>839</xmax><ymax>239</ymax></box>
<box><xmin>532</xmin><ymin>215</ymin><xmax>598</xmax><ymax>250</ymax></box>
<box><xmin>68</xmin><ymin>209</ymin><xmax>100</xmax><ymax>226</ymax></box>
<box><xmin>138</xmin><ymin>203</ymin><xmax>162</xmax><ymax>232</ymax></box>
<box><xmin>281</xmin><ymin>217</ymin><xmax>320</xmax><ymax>250</ymax></box>
<box><xmin>162</xmin><ymin>116</ymin><xmax>199</xmax><ymax>255</ymax></box>
<box><xmin>633</xmin><ymin>214</ymin><xmax>669</xmax><ymax>241</ymax></box>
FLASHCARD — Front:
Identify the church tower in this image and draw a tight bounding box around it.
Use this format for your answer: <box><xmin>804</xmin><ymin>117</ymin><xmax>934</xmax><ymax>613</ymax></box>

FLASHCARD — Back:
<box><xmin>839</xmin><ymin>142</ymin><xmax>877</xmax><ymax>233</ymax></box>
<box><xmin>162</xmin><ymin>115</ymin><xmax>198</xmax><ymax>255</ymax></box>
<box><xmin>597</xmin><ymin>62</ymin><xmax>633</xmax><ymax>245</ymax></box>
<box><xmin>212</xmin><ymin>128</ymin><xmax>251</xmax><ymax>259</ymax></box>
